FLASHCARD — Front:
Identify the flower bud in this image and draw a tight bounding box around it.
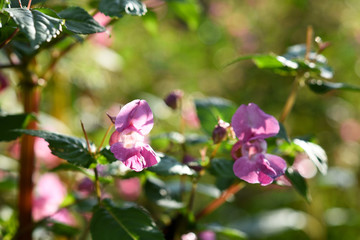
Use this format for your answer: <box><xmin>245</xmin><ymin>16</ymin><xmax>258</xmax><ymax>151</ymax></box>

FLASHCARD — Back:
<box><xmin>212</xmin><ymin>119</ymin><xmax>229</xmax><ymax>144</ymax></box>
<box><xmin>183</xmin><ymin>154</ymin><xmax>202</xmax><ymax>172</ymax></box>
<box><xmin>164</xmin><ymin>89</ymin><xmax>184</xmax><ymax>110</ymax></box>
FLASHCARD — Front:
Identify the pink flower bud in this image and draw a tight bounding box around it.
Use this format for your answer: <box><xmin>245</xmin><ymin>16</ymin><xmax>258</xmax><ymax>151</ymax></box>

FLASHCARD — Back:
<box><xmin>212</xmin><ymin>119</ymin><xmax>230</xmax><ymax>144</ymax></box>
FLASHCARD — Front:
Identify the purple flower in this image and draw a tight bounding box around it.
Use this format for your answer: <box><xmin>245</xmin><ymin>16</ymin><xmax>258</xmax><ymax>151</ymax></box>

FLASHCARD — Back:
<box><xmin>231</xmin><ymin>103</ymin><xmax>286</xmax><ymax>186</ymax></box>
<box><xmin>110</xmin><ymin>100</ymin><xmax>159</xmax><ymax>172</ymax></box>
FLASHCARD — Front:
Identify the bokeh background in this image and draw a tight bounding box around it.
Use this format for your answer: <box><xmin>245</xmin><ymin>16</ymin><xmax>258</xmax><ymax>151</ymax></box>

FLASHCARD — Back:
<box><xmin>1</xmin><ymin>0</ymin><xmax>360</xmax><ymax>239</ymax></box>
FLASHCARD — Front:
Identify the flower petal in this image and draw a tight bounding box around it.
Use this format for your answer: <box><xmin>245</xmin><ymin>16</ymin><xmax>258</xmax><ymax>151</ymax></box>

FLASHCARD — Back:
<box><xmin>115</xmin><ymin>99</ymin><xmax>154</xmax><ymax>135</ymax></box>
<box><xmin>233</xmin><ymin>156</ymin><xmax>259</xmax><ymax>184</ymax></box>
<box><xmin>231</xmin><ymin>103</ymin><xmax>279</xmax><ymax>142</ymax></box>
<box><xmin>109</xmin><ymin>130</ymin><xmax>121</xmax><ymax>146</ymax></box>
<box><xmin>264</xmin><ymin>154</ymin><xmax>287</xmax><ymax>178</ymax></box>
<box><xmin>110</xmin><ymin>142</ymin><xmax>138</xmax><ymax>161</ymax></box>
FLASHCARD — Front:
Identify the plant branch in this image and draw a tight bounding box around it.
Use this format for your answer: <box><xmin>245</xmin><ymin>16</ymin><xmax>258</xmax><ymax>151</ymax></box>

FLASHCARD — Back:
<box><xmin>0</xmin><ymin>28</ymin><xmax>19</xmax><ymax>49</ymax></box>
<box><xmin>195</xmin><ymin>182</ymin><xmax>245</xmax><ymax>220</ymax></box>
<box><xmin>18</xmin><ymin>0</ymin><xmax>22</xmax><ymax>8</ymax></box>
<box><xmin>80</xmin><ymin>120</ymin><xmax>92</xmax><ymax>155</ymax></box>
<box><xmin>94</xmin><ymin>167</ymin><xmax>102</xmax><ymax>203</ymax></box>
<box><xmin>27</xmin><ymin>0</ymin><xmax>32</xmax><ymax>9</ymax></box>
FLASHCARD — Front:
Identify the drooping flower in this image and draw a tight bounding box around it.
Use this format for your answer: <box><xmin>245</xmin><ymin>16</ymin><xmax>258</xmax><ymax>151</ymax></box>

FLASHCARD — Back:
<box><xmin>110</xmin><ymin>100</ymin><xmax>159</xmax><ymax>172</ymax></box>
<box><xmin>231</xmin><ymin>103</ymin><xmax>286</xmax><ymax>186</ymax></box>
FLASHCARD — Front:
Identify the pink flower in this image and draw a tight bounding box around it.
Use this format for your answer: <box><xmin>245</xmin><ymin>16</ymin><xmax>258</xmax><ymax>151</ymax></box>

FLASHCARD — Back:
<box><xmin>110</xmin><ymin>100</ymin><xmax>159</xmax><ymax>171</ymax></box>
<box><xmin>115</xmin><ymin>178</ymin><xmax>141</xmax><ymax>201</ymax></box>
<box><xmin>231</xmin><ymin>103</ymin><xmax>286</xmax><ymax>186</ymax></box>
<box><xmin>32</xmin><ymin>173</ymin><xmax>67</xmax><ymax>221</ymax></box>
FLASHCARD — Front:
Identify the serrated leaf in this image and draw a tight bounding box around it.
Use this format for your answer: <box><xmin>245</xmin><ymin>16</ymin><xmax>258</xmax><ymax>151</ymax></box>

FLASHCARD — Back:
<box><xmin>209</xmin><ymin>158</ymin><xmax>236</xmax><ymax>179</ymax></box>
<box><xmin>285</xmin><ymin>168</ymin><xmax>311</xmax><ymax>202</ymax></box>
<box><xmin>306</xmin><ymin>79</ymin><xmax>360</xmax><ymax>94</ymax></box>
<box><xmin>0</xmin><ymin>113</ymin><xmax>34</xmax><ymax>141</ymax></box>
<box><xmin>58</xmin><ymin>7</ymin><xmax>106</xmax><ymax>34</ymax></box>
<box><xmin>90</xmin><ymin>199</ymin><xmax>164</xmax><ymax>240</ymax></box>
<box><xmin>4</xmin><ymin>8</ymin><xmax>64</xmax><ymax>48</ymax></box>
<box><xmin>15</xmin><ymin>129</ymin><xmax>96</xmax><ymax>168</ymax></box>
<box><xmin>293</xmin><ymin>138</ymin><xmax>327</xmax><ymax>174</ymax></box>
<box><xmin>195</xmin><ymin>97</ymin><xmax>236</xmax><ymax>136</ymax></box>
<box><xmin>145</xmin><ymin>177</ymin><xmax>184</xmax><ymax>209</ymax></box>
<box><xmin>99</xmin><ymin>0</ymin><xmax>147</xmax><ymax>17</ymax></box>
<box><xmin>148</xmin><ymin>154</ymin><xmax>196</xmax><ymax>176</ymax></box>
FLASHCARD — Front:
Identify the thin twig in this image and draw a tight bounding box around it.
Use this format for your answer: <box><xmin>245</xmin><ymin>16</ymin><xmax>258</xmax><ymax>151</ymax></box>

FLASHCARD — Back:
<box><xmin>18</xmin><ymin>0</ymin><xmax>22</xmax><ymax>8</ymax></box>
<box><xmin>195</xmin><ymin>182</ymin><xmax>245</xmax><ymax>220</ymax></box>
<box><xmin>80</xmin><ymin>120</ymin><xmax>92</xmax><ymax>154</ymax></box>
<box><xmin>93</xmin><ymin>167</ymin><xmax>102</xmax><ymax>203</ymax></box>
<box><xmin>96</xmin><ymin>123</ymin><xmax>114</xmax><ymax>154</ymax></box>
<box><xmin>0</xmin><ymin>28</ymin><xmax>19</xmax><ymax>49</ymax></box>
<box><xmin>27</xmin><ymin>0</ymin><xmax>32</xmax><ymax>9</ymax></box>
<box><xmin>305</xmin><ymin>26</ymin><xmax>313</xmax><ymax>61</ymax></box>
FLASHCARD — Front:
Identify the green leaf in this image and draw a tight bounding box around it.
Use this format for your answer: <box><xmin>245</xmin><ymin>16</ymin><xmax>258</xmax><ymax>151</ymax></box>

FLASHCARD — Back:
<box><xmin>142</xmin><ymin>10</ymin><xmax>157</xmax><ymax>35</ymax></box>
<box><xmin>98</xmin><ymin>146</ymin><xmax>118</xmax><ymax>164</ymax></box>
<box><xmin>58</xmin><ymin>7</ymin><xmax>106</xmax><ymax>34</ymax></box>
<box><xmin>209</xmin><ymin>158</ymin><xmax>236</xmax><ymax>179</ymax></box>
<box><xmin>15</xmin><ymin>129</ymin><xmax>96</xmax><ymax>168</ymax></box>
<box><xmin>0</xmin><ymin>113</ymin><xmax>34</xmax><ymax>141</ymax></box>
<box><xmin>0</xmin><ymin>177</ymin><xmax>17</xmax><ymax>191</ymax></box>
<box><xmin>195</xmin><ymin>97</ymin><xmax>236</xmax><ymax>136</ymax></box>
<box><xmin>145</xmin><ymin>177</ymin><xmax>184</xmax><ymax>209</ymax></box>
<box><xmin>90</xmin><ymin>199</ymin><xmax>165</xmax><ymax>240</ymax></box>
<box><xmin>99</xmin><ymin>0</ymin><xmax>147</xmax><ymax>17</ymax></box>
<box><xmin>285</xmin><ymin>168</ymin><xmax>311</xmax><ymax>202</ymax></box>
<box><xmin>46</xmin><ymin>221</ymin><xmax>80</xmax><ymax>237</ymax></box>
<box><xmin>293</xmin><ymin>138</ymin><xmax>327</xmax><ymax>175</ymax></box>
<box><xmin>148</xmin><ymin>154</ymin><xmax>196</xmax><ymax>176</ymax></box>
<box><xmin>306</xmin><ymin>79</ymin><xmax>360</xmax><ymax>94</ymax></box>
<box><xmin>4</xmin><ymin>8</ymin><xmax>64</xmax><ymax>48</ymax></box>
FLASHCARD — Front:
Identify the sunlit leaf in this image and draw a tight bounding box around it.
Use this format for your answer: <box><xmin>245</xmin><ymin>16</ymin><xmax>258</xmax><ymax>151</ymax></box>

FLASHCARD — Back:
<box><xmin>99</xmin><ymin>0</ymin><xmax>147</xmax><ymax>17</ymax></box>
<box><xmin>4</xmin><ymin>8</ymin><xmax>64</xmax><ymax>48</ymax></box>
<box><xmin>90</xmin><ymin>199</ymin><xmax>164</xmax><ymax>240</ymax></box>
<box><xmin>0</xmin><ymin>113</ymin><xmax>34</xmax><ymax>141</ymax></box>
<box><xmin>15</xmin><ymin>129</ymin><xmax>96</xmax><ymax>168</ymax></box>
<box><xmin>195</xmin><ymin>97</ymin><xmax>236</xmax><ymax>136</ymax></box>
<box><xmin>148</xmin><ymin>154</ymin><xmax>196</xmax><ymax>176</ymax></box>
<box><xmin>293</xmin><ymin>138</ymin><xmax>327</xmax><ymax>174</ymax></box>
<box><xmin>58</xmin><ymin>7</ymin><xmax>106</xmax><ymax>34</ymax></box>
<box><xmin>285</xmin><ymin>168</ymin><xmax>311</xmax><ymax>202</ymax></box>
<box><xmin>306</xmin><ymin>79</ymin><xmax>360</xmax><ymax>94</ymax></box>
<box><xmin>98</xmin><ymin>146</ymin><xmax>118</xmax><ymax>164</ymax></box>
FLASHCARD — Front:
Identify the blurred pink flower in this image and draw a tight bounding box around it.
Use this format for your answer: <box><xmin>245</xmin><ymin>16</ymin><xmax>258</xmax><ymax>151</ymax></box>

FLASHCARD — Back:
<box><xmin>198</xmin><ymin>230</ymin><xmax>216</xmax><ymax>240</ymax></box>
<box><xmin>231</xmin><ymin>103</ymin><xmax>286</xmax><ymax>186</ymax></box>
<box><xmin>77</xmin><ymin>177</ymin><xmax>94</xmax><ymax>198</ymax></box>
<box><xmin>182</xmin><ymin>104</ymin><xmax>200</xmax><ymax>129</ymax></box>
<box><xmin>51</xmin><ymin>209</ymin><xmax>77</xmax><ymax>227</ymax></box>
<box><xmin>91</xmin><ymin>12</ymin><xmax>113</xmax><ymax>47</ymax></box>
<box><xmin>115</xmin><ymin>178</ymin><xmax>141</xmax><ymax>201</ymax></box>
<box><xmin>110</xmin><ymin>100</ymin><xmax>159</xmax><ymax>171</ymax></box>
<box><xmin>32</xmin><ymin>173</ymin><xmax>67</xmax><ymax>221</ymax></box>
<box><xmin>340</xmin><ymin>118</ymin><xmax>360</xmax><ymax>142</ymax></box>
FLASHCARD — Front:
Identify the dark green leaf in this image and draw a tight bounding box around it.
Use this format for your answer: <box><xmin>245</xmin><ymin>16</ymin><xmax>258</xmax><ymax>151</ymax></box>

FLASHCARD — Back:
<box><xmin>47</xmin><ymin>221</ymin><xmax>80</xmax><ymax>237</ymax></box>
<box><xmin>90</xmin><ymin>199</ymin><xmax>165</xmax><ymax>240</ymax></box>
<box><xmin>10</xmin><ymin>0</ymin><xmax>45</xmax><ymax>8</ymax></box>
<box><xmin>148</xmin><ymin>154</ymin><xmax>196</xmax><ymax>176</ymax></box>
<box><xmin>51</xmin><ymin>163</ymin><xmax>88</xmax><ymax>173</ymax></box>
<box><xmin>15</xmin><ymin>129</ymin><xmax>96</xmax><ymax>168</ymax></box>
<box><xmin>99</xmin><ymin>0</ymin><xmax>147</xmax><ymax>17</ymax></box>
<box><xmin>209</xmin><ymin>158</ymin><xmax>236</xmax><ymax>179</ymax></box>
<box><xmin>275</xmin><ymin>122</ymin><xmax>291</xmax><ymax>143</ymax></box>
<box><xmin>0</xmin><ymin>113</ymin><xmax>33</xmax><ymax>141</ymax></box>
<box><xmin>185</xmin><ymin>133</ymin><xmax>209</xmax><ymax>145</ymax></box>
<box><xmin>285</xmin><ymin>168</ymin><xmax>311</xmax><ymax>202</ymax></box>
<box><xmin>306</xmin><ymin>79</ymin><xmax>360</xmax><ymax>94</ymax></box>
<box><xmin>293</xmin><ymin>138</ymin><xmax>327</xmax><ymax>174</ymax></box>
<box><xmin>195</xmin><ymin>97</ymin><xmax>236</xmax><ymax>136</ymax></box>
<box><xmin>4</xmin><ymin>8</ymin><xmax>64</xmax><ymax>48</ymax></box>
<box><xmin>145</xmin><ymin>177</ymin><xmax>183</xmax><ymax>209</ymax></box>
<box><xmin>99</xmin><ymin>146</ymin><xmax>118</xmax><ymax>164</ymax></box>
<box><xmin>58</xmin><ymin>7</ymin><xmax>106</xmax><ymax>34</ymax></box>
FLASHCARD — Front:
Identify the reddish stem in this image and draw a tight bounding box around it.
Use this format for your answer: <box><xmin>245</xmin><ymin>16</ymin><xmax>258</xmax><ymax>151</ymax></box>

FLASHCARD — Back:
<box><xmin>195</xmin><ymin>182</ymin><xmax>244</xmax><ymax>220</ymax></box>
<box><xmin>27</xmin><ymin>0</ymin><xmax>32</xmax><ymax>9</ymax></box>
<box><xmin>17</xmin><ymin>79</ymin><xmax>40</xmax><ymax>240</ymax></box>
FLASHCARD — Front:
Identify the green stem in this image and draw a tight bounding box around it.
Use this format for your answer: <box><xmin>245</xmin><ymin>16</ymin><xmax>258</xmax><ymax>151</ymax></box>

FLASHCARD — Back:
<box><xmin>96</xmin><ymin>123</ymin><xmax>114</xmax><ymax>154</ymax></box>
<box><xmin>94</xmin><ymin>167</ymin><xmax>102</xmax><ymax>203</ymax></box>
